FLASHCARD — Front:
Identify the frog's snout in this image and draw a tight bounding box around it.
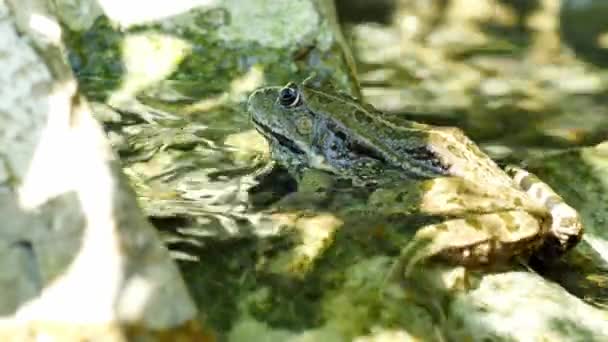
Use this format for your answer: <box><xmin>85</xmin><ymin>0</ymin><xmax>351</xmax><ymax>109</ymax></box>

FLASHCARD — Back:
<box><xmin>247</xmin><ymin>87</ymin><xmax>281</xmax><ymax>117</ymax></box>
<box><xmin>247</xmin><ymin>88</ymin><xmax>264</xmax><ymax>114</ymax></box>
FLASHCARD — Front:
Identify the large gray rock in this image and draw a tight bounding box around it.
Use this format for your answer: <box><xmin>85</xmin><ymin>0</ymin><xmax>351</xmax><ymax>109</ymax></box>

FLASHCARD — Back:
<box><xmin>0</xmin><ymin>0</ymin><xmax>208</xmax><ymax>339</ymax></box>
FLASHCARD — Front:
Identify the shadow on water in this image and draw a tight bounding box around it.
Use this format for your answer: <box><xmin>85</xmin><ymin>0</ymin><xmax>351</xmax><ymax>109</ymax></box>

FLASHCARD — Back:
<box><xmin>560</xmin><ymin>0</ymin><xmax>608</xmax><ymax>68</ymax></box>
<box><xmin>178</xmin><ymin>168</ymin><xmax>441</xmax><ymax>338</ymax></box>
<box><xmin>526</xmin><ymin>149</ymin><xmax>608</xmax><ymax>309</ymax></box>
<box><xmin>334</xmin><ymin>0</ymin><xmax>397</xmax><ymax>24</ymax></box>
<box><xmin>497</xmin><ymin>0</ymin><xmax>541</xmax><ymax>31</ymax></box>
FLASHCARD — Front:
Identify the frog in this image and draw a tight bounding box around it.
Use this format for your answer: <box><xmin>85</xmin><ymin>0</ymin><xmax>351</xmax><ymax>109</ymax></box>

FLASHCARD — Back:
<box><xmin>247</xmin><ymin>78</ymin><xmax>583</xmax><ymax>275</ymax></box>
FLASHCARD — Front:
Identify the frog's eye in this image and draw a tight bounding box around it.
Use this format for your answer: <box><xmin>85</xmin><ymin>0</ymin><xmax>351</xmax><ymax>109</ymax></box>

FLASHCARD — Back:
<box><xmin>278</xmin><ymin>83</ymin><xmax>301</xmax><ymax>108</ymax></box>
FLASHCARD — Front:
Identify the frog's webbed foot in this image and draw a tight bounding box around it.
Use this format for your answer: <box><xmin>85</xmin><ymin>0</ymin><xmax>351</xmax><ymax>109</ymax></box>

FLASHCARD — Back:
<box><xmin>506</xmin><ymin>165</ymin><xmax>583</xmax><ymax>256</ymax></box>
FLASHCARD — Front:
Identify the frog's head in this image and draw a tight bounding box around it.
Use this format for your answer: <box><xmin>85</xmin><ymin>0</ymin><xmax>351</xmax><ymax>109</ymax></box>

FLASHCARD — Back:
<box><xmin>248</xmin><ymin>82</ymin><xmax>314</xmax><ymax>147</ymax></box>
<box><xmin>249</xmin><ymin>78</ymin><xmax>387</xmax><ymax>181</ymax></box>
<box><xmin>248</xmin><ymin>81</ymin><xmax>323</xmax><ymax>174</ymax></box>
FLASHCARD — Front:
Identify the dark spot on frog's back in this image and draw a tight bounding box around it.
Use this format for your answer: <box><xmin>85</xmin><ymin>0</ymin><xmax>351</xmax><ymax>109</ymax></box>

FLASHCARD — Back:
<box><xmin>447</xmin><ymin>144</ymin><xmax>460</xmax><ymax>157</ymax></box>
<box><xmin>519</xmin><ymin>175</ymin><xmax>535</xmax><ymax>191</ymax></box>
<box><xmin>464</xmin><ymin>217</ymin><xmax>483</xmax><ymax>230</ymax></box>
<box><xmin>435</xmin><ymin>223</ymin><xmax>449</xmax><ymax>231</ymax></box>
<box><xmin>401</xmin><ymin>145</ymin><xmax>448</xmax><ymax>173</ymax></box>
<box><xmin>334</xmin><ymin>130</ymin><xmax>347</xmax><ymax>141</ymax></box>
<box><xmin>311</xmin><ymin>92</ymin><xmax>334</xmax><ymax>105</ymax></box>
<box><xmin>353</xmin><ymin>109</ymin><xmax>374</xmax><ymax>125</ymax></box>
<box><xmin>498</xmin><ymin>212</ymin><xmax>517</xmax><ymax>230</ymax></box>
<box><xmin>544</xmin><ymin>195</ymin><xmax>563</xmax><ymax>210</ymax></box>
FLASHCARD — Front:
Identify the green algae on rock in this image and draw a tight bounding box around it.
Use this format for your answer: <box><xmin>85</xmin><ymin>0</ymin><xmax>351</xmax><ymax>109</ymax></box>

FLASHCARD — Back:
<box><xmin>64</xmin><ymin>0</ymin><xmax>359</xmax><ymax>107</ymax></box>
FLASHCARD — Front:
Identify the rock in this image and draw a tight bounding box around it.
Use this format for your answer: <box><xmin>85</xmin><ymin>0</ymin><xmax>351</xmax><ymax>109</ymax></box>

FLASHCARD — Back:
<box><xmin>448</xmin><ymin>271</ymin><xmax>608</xmax><ymax>340</ymax></box>
<box><xmin>0</xmin><ymin>1</ymin><xmax>209</xmax><ymax>339</ymax></box>
<box><xmin>64</xmin><ymin>0</ymin><xmax>360</xmax><ymax>109</ymax></box>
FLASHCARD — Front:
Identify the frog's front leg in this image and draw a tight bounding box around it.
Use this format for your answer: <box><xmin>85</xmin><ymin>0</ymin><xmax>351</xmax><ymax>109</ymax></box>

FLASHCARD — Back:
<box><xmin>505</xmin><ymin>165</ymin><xmax>583</xmax><ymax>257</ymax></box>
<box><xmin>391</xmin><ymin>210</ymin><xmax>544</xmax><ymax>279</ymax></box>
<box><xmin>269</xmin><ymin>169</ymin><xmax>336</xmax><ymax>210</ymax></box>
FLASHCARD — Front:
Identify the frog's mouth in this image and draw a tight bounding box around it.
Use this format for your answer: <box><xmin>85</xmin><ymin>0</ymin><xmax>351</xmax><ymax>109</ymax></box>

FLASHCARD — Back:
<box><xmin>252</xmin><ymin>118</ymin><xmax>305</xmax><ymax>155</ymax></box>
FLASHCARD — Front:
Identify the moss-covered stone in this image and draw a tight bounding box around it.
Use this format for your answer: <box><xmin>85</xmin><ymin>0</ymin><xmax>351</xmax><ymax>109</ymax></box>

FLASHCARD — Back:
<box><xmin>63</xmin><ymin>0</ymin><xmax>359</xmax><ymax>105</ymax></box>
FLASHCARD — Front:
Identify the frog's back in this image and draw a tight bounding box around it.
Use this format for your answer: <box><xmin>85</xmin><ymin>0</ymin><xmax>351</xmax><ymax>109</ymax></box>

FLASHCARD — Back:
<box><xmin>424</xmin><ymin>126</ymin><xmax>515</xmax><ymax>186</ymax></box>
<box><xmin>303</xmin><ymin>85</ymin><xmax>516</xmax><ymax>189</ymax></box>
<box><xmin>303</xmin><ymin>86</ymin><xmax>448</xmax><ymax>178</ymax></box>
